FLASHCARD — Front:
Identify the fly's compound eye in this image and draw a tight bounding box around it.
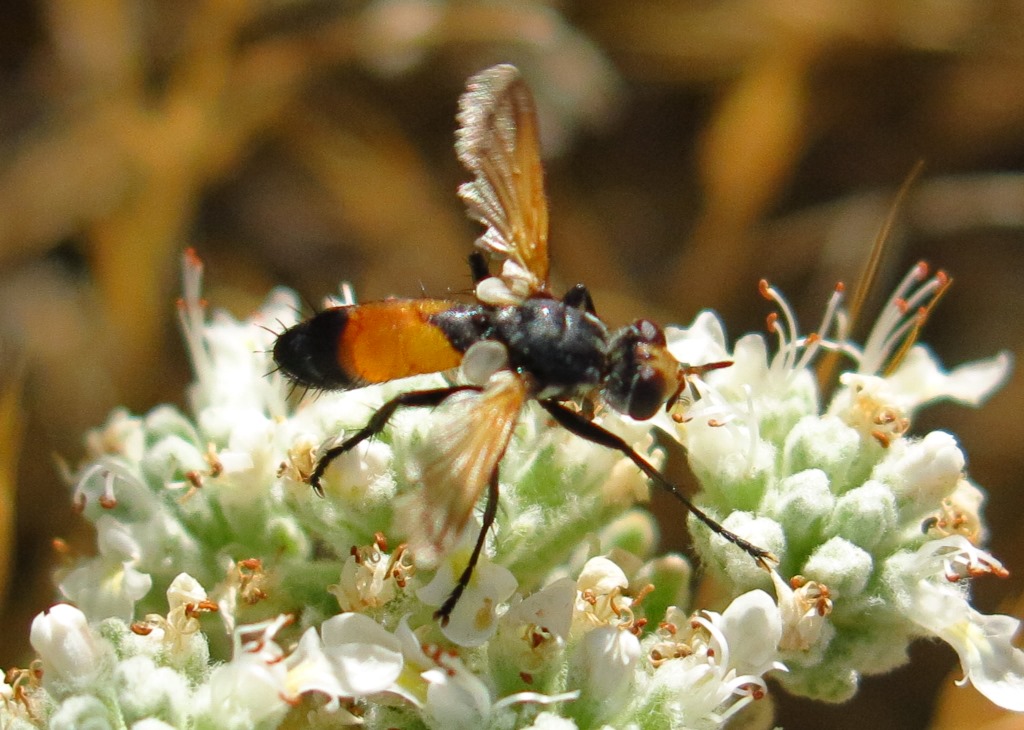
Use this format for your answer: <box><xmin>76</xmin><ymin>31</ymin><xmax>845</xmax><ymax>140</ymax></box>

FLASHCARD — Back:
<box><xmin>603</xmin><ymin>319</ymin><xmax>679</xmax><ymax>421</ymax></box>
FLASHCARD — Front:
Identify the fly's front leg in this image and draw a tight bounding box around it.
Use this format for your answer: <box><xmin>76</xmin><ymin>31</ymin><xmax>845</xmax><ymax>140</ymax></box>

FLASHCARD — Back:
<box><xmin>310</xmin><ymin>385</ymin><xmax>480</xmax><ymax>495</ymax></box>
<box><xmin>539</xmin><ymin>400</ymin><xmax>776</xmax><ymax>568</ymax></box>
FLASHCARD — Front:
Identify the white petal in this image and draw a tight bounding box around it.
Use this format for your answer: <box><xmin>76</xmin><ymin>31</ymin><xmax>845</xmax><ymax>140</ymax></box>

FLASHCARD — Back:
<box><xmin>939</xmin><ymin>607</ymin><xmax>1024</xmax><ymax>711</ymax></box>
<box><xmin>96</xmin><ymin>515</ymin><xmax>142</xmax><ymax>561</ymax></box>
<box><xmin>725</xmin><ymin>334</ymin><xmax>771</xmax><ymax>386</ymax></box>
<box><xmin>576</xmin><ymin>557</ymin><xmax>628</xmax><ymax>595</ymax></box>
<box><xmin>422</xmin><ymin>661</ymin><xmax>492</xmax><ymax>729</ymax></box>
<box><xmin>283</xmin><ymin>628</ymin><xmax>347</xmax><ymax>703</ymax></box>
<box><xmin>30</xmin><ymin>604</ymin><xmax>103</xmax><ymax>685</ymax></box>
<box><xmin>166</xmin><ymin>573</ymin><xmax>207</xmax><ymax>611</ymax></box>
<box><xmin>320</xmin><ymin>613</ymin><xmax>404</xmax><ymax>696</ymax></box>
<box><xmin>507</xmin><ymin>578</ymin><xmax>576</xmax><ymax>640</ymax></box>
<box><xmin>204</xmin><ymin>654</ymin><xmax>288</xmax><ymax>723</ymax></box>
<box><xmin>886</xmin><ymin>346</ymin><xmax>1012</xmax><ymax>411</ymax></box>
<box><xmin>665</xmin><ymin>311</ymin><xmax>730</xmax><ymax>364</ymax></box>
<box><xmin>572</xmin><ymin>625</ymin><xmax>640</xmax><ymax>708</ymax></box>
<box><xmin>59</xmin><ymin>557</ymin><xmax>152</xmax><ymax>622</ymax></box>
<box><xmin>438</xmin><ymin>560</ymin><xmax>518</xmax><ymax>648</ymax></box>
<box><xmin>875</xmin><ymin>431</ymin><xmax>964</xmax><ymax>506</ymax></box>
<box><xmin>717</xmin><ymin>589</ymin><xmax>782</xmax><ymax>677</ymax></box>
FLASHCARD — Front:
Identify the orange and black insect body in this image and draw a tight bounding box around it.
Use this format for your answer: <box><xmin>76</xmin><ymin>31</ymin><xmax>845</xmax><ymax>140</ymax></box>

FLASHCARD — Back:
<box><xmin>273</xmin><ymin>65</ymin><xmax>775</xmax><ymax>624</ymax></box>
<box><xmin>273</xmin><ymin>299</ymin><xmax>478</xmax><ymax>390</ymax></box>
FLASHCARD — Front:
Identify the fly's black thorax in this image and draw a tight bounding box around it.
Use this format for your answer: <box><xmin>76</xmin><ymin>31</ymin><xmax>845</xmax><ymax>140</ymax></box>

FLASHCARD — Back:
<box><xmin>493</xmin><ymin>299</ymin><xmax>611</xmax><ymax>397</ymax></box>
<box><xmin>430</xmin><ymin>299</ymin><xmax>610</xmax><ymax>397</ymax></box>
<box><xmin>493</xmin><ymin>300</ymin><xmax>608</xmax><ymax>395</ymax></box>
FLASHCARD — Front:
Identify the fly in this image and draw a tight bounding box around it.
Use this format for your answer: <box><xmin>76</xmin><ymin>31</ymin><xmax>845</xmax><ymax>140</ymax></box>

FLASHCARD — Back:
<box><xmin>272</xmin><ymin>64</ymin><xmax>775</xmax><ymax>623</ymax></box>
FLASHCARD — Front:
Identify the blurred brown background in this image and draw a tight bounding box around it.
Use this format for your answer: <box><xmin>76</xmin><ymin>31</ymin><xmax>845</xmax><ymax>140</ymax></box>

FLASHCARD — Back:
<box><xmin>0</xmin><ymin>1</ymin><xmax>1021</xmax><ymax>728</ymax></box>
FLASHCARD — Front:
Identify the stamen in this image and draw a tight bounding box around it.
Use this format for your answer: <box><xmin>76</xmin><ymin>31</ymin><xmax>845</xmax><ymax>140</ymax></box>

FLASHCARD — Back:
<box><xmin>793</xmin><ymin>282</ymin><xmax>846</xmax><ymax>372</ymax></box>
<box><xmin>858</xmin><ymin>261</ymin><xmax>952</xmax><ymax>376</ymax></box>
<box><xmin>884</xmin><ymin>272</ymin><xmax>952</xmax><ymax>376</ymax></box>
<box><xmin>760</xmin><ymin>280</ymin><xmax>801</xmax><ymax>372</ymax></box>
<box><xmin>718</xmin><ymin>675</ymin><xmax>769</xmax><ymax>720</ymax></box>
<box><xmin>694</xmin><ymin>613</ymin><xmax>731</xmax><ymax>670</ymax></box>
<box><xmin>98</xmin><ymin>471</ymin><xmax>118</xmax><ymax>508</ymax></box>
<box><xmin>176</xmin><ymin>249</ymin><xmax>212</xmax><ymax>390</ymax></box>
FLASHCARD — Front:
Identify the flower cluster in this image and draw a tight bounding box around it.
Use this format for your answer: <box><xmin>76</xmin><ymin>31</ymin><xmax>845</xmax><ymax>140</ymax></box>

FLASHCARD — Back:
<box><xmin>3</xmin><ymin>253</ymin><xmax>1020</xmax><ymax>729</ymax></box>
<box><xmin>660</xmin><ymin>266</ymin><xmax>1020</xmax><ymax>705</ymax></box>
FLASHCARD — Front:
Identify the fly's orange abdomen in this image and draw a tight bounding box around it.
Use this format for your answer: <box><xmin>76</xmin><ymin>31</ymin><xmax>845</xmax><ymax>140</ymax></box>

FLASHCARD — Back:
<box><xmin>337</xmin><ymin>300</ymin><xmax>468</xmax><ymax>384</ymax></box>
<box><xmin>273</xmin><ymin>299</ymin><xmax>476</xmax><ymax>390</ymax></box>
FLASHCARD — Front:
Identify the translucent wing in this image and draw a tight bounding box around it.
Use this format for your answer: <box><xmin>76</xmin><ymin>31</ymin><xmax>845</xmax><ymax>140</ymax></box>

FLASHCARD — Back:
<box><xmin>401</xmin><ymin>370</ymin><xmax>527</xmax><ymax>561</ymax></box>
<box><xmin>456</xmin><ymin>64</ymin><xmax>550</xmax><ymax>301</ymax></box>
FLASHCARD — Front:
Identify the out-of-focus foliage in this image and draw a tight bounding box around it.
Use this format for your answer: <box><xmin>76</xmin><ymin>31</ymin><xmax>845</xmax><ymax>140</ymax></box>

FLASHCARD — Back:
<box><xmin>0</xmin><ymin>2</ymin><xmax>1022</xmax><ymax>729</ymax></box>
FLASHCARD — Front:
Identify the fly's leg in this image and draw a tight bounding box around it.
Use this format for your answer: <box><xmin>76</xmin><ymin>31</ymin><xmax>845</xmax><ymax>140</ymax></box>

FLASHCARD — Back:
<box><xmin>310</xmin><ymin>385</ymin><xmax>481</xmax><ymax>495</ymax></box>
<box><xmin>468</xmin><ymin>251</ymin><xmax>490</xmax><ymax>284</ymax></box>
<box><xmin>562</xmin><ymin>283</ymin><xmax>596</xmax><ymax>314</ymax></box>
<box><xmin>434</xmin><ymin>468</ymin><xmax>500</xmax><ymax>626</ymax></box>
<box><xmin>539</xmin><ymin>400</ymin><xmax>777</xmax><ymax>568</ymax></box>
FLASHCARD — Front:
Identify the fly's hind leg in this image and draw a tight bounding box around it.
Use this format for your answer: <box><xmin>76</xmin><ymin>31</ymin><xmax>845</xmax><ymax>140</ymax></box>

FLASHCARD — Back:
<box><xmin>434</xmin><ymin>467</ymin><xmax>500</xmax><ymax>626</ymax></box>
<box><xmin>539</xmin><ymin>400</ymin><xmax>777</xmax><ymax>568</ymax></box>
<box><xmin>309</xmin><ymin>385</ymin><xmax>480</xmax><ymax>495</ymax></box>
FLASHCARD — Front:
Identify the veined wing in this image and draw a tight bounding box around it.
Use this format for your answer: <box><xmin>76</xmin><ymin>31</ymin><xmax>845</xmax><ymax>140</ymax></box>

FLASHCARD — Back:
<box><xmin>401</xmin><ymin>370</ymin><xmax>527</xmax><ymax>561</ymax></box>
<box><xmin>456</xmin><ymin>64</ymin><xmax>550</xmax><ymax>301</ymax></box>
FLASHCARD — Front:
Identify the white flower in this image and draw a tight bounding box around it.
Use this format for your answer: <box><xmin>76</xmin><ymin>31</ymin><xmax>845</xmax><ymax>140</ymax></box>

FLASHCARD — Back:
<box><xmin>922</xmin><ymin>477</ymin><xmax>987</xmax><ymax>544</ymax></box>
<box><xmin>506</xmin><ymin>577</ymin><xmax>575</xmax><ymax>643</ymax></box>
<box><xmin>226</xmin><ymin>612</ymin><xmax>402</xmax><ymax>721</ymax></box>
<box><xmin>769</xmin><ymin>570</ymin><xmax>833</xmax><ymax>655</ymax></box>
<box><xmin>58</xmin><ymin>515</ymin><xmax>153</xmax><ymax>621</ymax></box>
<box><xmin>30</xmin><ymin>604</ymin><xmax>105</xmax><ymax>689</ymax></box>
<box><xmin>872</xmin><ymin>430</ymin><xmax>964</xmax><ymax>513</ymax></box>
<box><xmin>847</xmin><ymin>264</ymin><xmax>1011</xmax><ymax>401</ymax></box>
<box><xmin>716</xmin><ymin>590</ymin><xmax>785</xmax><ymax>679</ymax></box>
<box><xmin>491</xmin><ymin>577</ymin><xmax>575</xmax><ymax>678</ymax></box>
<box><xmin>389</xmin><ymin>616</ymin><xmax>577</xmax><ymax>727</ymax></box>
<box><xmin>178</xmin><ymin>249</ymin><xmax>293</xmax><ymax>422</ymax></box>
<box><xmin>889</xmin><ymin>536</ymin><xmax>1024</xmax><ymax>710</ymax></box>
<box><xmin>161</xmin><ymin>573</ymin><xmax>215</xmax><ymax>658</ymax></box>
<box><xmin>662</xmin><ymin>300</ymin><xmax>820</xmax><ymax>483</ymax></box>
<box><xmin>192</xmin><ymin>615</ymin><xmax>293</xmax><ymax>728</ymax></box>
<box><xmin>827</xmin><ymin>263</ymin><xmax>1010</xmax><ymax>444</ymax></box>
<box><xmin>320</xmin><ymin>612</ymin><xmax>405</xmax><ymax>695</ymax></box>
<box><xmin>329</xmin><ymin>534</ymin><xmax>412</xmax><ymax>612</ymax></box>
<box><xmin>84</xmin><ymin>408</ymin><xmax>146</xmax><ymax>464</ymax></box>
<box><xmin>127</xmin><ymin>572</ymin><xmax>215</xmax><ymax>668</ymax></box>
<box><xmin>645</xmin><ymin>592</ymin><xmax>784</xmax><ymax>725</ymax></box>
<box><xmin>281</xmin><ymin>627</ymin><xmax>348</xmax><ymax>706</ymax></box>
<box><xmin>878</xmin><ymin>344</ymin><xmax>1011</xmax><ymax>412</ymax></box>
<box><xmin>420</xmin><ymin>652</ymin><xmax>577</xmax><ymax>730</ymax></box>
<box><xmin>571</xmin><ymin>556</ymin><xmax>631</xmax><ymax>636</ymax></box>
<box><xmin>417</xmin><ymin>522</ymin><xmax>517</xmax><ymax>647</ymax></box>
<box><xmin>567</xmin><ymin>625</ymin><xmax>640</xmax><ymax>726</ymax></box>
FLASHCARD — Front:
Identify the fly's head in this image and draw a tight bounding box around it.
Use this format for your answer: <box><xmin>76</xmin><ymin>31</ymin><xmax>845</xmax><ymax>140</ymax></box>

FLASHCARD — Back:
<box><xmin>602</xmin><ymin>319</ymin><xmax>680</xmax><ymax>421</ymax></box>
<box><xmin>603</xmin><ymin>319</ymin><xmax>734</xmax><ymax>421</ymax></box>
